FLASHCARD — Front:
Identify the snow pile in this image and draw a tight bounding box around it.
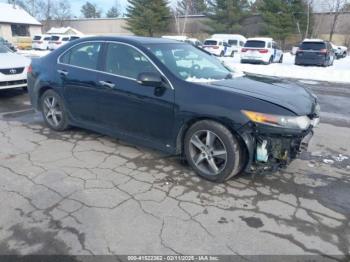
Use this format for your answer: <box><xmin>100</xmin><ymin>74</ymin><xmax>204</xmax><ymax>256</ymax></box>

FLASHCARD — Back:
<box><xmin>221</xmin><ymin>53</ymin><xmax>350</xmax><ymax>83</ymax></box>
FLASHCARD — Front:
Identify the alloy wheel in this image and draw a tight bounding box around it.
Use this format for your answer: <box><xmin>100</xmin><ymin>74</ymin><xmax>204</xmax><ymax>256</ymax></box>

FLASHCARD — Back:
<box><xmin>42</xmin><ymin>96</ymin><xmax>63</xmax><ymax>127</ymax></box>
<box><xmin>188</xmin><ymin>130</ymin><xmax>227</xmax><ymax>176</ymax></box>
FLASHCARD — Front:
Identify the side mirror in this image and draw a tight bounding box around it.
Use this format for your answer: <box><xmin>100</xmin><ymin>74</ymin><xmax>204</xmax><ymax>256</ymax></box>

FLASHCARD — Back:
<box><xmin>137</xmin><ymin>72</ymin><xmax>163</xmax><ymax>87</ymax></box>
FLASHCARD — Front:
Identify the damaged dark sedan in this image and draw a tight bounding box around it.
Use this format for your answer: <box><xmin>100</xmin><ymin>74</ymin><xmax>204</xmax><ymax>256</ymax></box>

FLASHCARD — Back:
<box><xmin>27</xmin><ymin>36</ymin><xmax>320</xmax><ymax>182</ymax></box>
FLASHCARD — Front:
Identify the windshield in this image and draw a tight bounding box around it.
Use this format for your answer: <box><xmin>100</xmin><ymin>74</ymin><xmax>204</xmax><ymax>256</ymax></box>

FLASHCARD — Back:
<box><xmin>0</xmin><ymin>45</ymin><xmax>10</xmax><ymax>53</ymax></box>
<box><xmin>300</xmin><ymin>42</ymin><xmax>326</xmax><ymax>50</ymax></box>
<box><xmin>147</xmin><ymin>43</ymin><xmax>232</xmax><ymax>82</ymax></box>
<box><xmin>244</xmin><ymin>40</ymin><xmax>266</xmax><ymax>48</ymax></box>
<box><xmin>204</xmin><ymin>40</ymin><xmax>218</xmax><ymax>46</ymax></box>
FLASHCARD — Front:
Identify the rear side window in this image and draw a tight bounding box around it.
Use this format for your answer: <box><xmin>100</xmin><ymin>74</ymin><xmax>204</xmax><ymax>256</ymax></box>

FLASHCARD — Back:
<box><xmin>245</xmin><ymin>40</ymin><xmax>266</xmax><ymax>48</ymax></box>
<box><xmin>59</xmin><ymin>42</ymin><xmax>102</xmax><ymax>70</ymax></box>
<box><xmin>204</xmin><ymin>40</ymin><xmax>217</xmax><ymax>45</ymax></box>
<box><xmin>104</xmin><ymin>43</ymin><xmax>158</xmax><ymax>79</ymax></box>
<box><xmin>33</xmin><ymin>36</ymin><xmax>41</xmax><ymax>40</ymax></box>
<box><xmin>300</xmin><ymin>42</ymin><xmax>326</xmax><ymax>50</ymax></box>
<box><xmin>228</xmin><ymin>40</ymin><xmax>237</xmax><ymax>46</ymax></box>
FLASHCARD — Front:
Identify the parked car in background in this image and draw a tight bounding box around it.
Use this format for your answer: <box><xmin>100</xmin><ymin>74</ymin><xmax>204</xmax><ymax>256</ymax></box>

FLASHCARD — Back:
<box><xmin>295</xmin><ymin>39</ymin><xmax>335</xmax><ymax>67</ymax></box>
<box><xmin>48</xmin><ymin>35</ymin><xmax>80</xmax><ymax>50</ymax></box>
<box><xmin>27</xmin><ymin>36</ymin><xmax>320</xmax><ymax>182</ymax></box>
<box><xmin>0</xmin><ymin>44</ymin><xmax>30</xmax><ymax>90</ymax></box>
<box><xmin>203</xmin><ymin>39</ymin><xmax>235</xmax><ymax>57</ymax></box>
<box><xmin>185</xmin><ymin>38</ymin><xmax>203</xmax><ymax>48</ymax></box>
<box><xmin>241</xmin><ymin>37</ymin><xmax>283</xmax><ymax>64</ymax></box>
<box><xmin>32</xmin><ymin>35</ymin><xmax>51</xmax><ymax>50</ymax></box>
<box><xmin>211</xmin><ymin>34</ymin><xmax>246</xmax><ymax>55</ymax></box>
<box><xmin>0</xmin><ymin>37</ymin><xmax>16</xmax><ymax>52</ymax></box>
<box><xmin>337</xmin><ymin>45</ymin><xmax>347</xmax><ymax>58</ymax></box>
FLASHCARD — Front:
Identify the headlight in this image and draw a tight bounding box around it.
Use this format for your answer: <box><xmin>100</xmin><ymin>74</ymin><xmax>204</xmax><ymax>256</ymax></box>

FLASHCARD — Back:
<box><xmin>242</xmin><ymin>110</ymin><xmax>311</xmax><ymax>130</ymax></box>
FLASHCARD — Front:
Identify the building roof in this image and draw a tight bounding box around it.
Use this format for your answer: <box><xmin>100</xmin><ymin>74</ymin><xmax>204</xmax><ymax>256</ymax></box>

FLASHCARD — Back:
<box><xmin>47</xmin><ymin>27</ymin><xmax>84</xmax><ymax>36</ymax></box>
<box><xmin>0</xmin><ymin>3</ymin><xmax>41</xmax><ymax>26</ymax></box>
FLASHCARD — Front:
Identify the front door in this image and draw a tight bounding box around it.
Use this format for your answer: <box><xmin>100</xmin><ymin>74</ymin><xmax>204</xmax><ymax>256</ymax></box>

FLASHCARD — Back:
<box><xmin>95</xmin><ymin>42</ymin><xmax>175</xmax><ymax>150</ymax></box>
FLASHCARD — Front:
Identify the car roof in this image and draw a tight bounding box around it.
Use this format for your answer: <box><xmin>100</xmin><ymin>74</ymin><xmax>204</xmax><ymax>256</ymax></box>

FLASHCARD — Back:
<box><xmin>211</xmin><ymin>34</ymin><xmax>247</xmax><ymax>41</ymax></box>
<box><xmin>74</xmin><ymin>35</ymin><xmax>182</xmax><ymax>45</ymax></box>
<box><xmin>302</xmin><ymin>38</ymin><xmax>326</xmax><ymax>43</ymax></box>
<box><xmin>247</xmin><ymin>37</ymin><xmax>273</xmax><ymax>42</ymax></box>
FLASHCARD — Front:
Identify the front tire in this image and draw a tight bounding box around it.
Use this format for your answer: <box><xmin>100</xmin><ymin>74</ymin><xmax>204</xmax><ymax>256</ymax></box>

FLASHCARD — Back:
<box><xmin>231</xmin><ymin>51</ymin><xmax>235</xmax><ymax>57</ymax></box>
<box><xmin>41</xmin><ymin>89</ymin><xmax>69</xmax><ymax>131</ymax></box>
<box><xmin>279</xmin><ymin>55</ymin><xmax>283</xmax><ymax>63</ymax></box>
<box><xmin>184</xmin><ymin>120</ymin><xmax>243</xmax><ymax>182</ymax></box>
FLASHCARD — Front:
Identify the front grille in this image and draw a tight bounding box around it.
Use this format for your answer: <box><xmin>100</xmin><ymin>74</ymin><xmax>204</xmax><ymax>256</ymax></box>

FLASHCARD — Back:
<box><xmin>0</xmin><ymin>79</ymin><xmax>27</xmax><ymax>87</ymax></box>
<box><xmin>0</xmin><ymin>67</ymin><xmax>25</xmax><ymax>75</ymax></box>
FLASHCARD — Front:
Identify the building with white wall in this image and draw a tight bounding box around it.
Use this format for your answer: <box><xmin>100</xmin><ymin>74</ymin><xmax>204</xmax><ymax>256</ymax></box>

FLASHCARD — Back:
<box><xmin>0</xmin><ymin>3</ymin><xmax>42</xmax><ymax>43</ymax></box>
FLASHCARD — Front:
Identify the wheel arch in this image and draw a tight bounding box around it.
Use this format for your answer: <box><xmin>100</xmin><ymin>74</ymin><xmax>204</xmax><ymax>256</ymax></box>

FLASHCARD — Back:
<box><xmin>176</xmin><ymin>117</ymin><xmax>249</xmax><ymax>167</ymax></box>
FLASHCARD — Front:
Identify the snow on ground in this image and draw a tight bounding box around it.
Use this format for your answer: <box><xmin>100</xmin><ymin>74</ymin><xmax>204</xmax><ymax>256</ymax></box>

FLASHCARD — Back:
<box><xmin>221</xmin><ymin>53</ymin><xmax>350</xmax><ymax>84</ymax></box>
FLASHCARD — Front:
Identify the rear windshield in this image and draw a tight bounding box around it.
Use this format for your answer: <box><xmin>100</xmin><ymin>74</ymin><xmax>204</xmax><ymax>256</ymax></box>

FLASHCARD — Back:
<box><xmin>228</xmin><ymin>40</ymin><xmax>238</xmax><ymax>46</ymax></box>
<box><xmin>33</xmin><ymin>36</ymin><xmax>41</xmax><ymax>40</ymax></box>
<box><xmin>51</xmin><ymin>36</ymin><xmax>60</xmax><ymax>41</ymax></box>
<box><xmin>300</xmin><ymin>42</ymin><xmax>326</xmax><ymax>50</ymax></box>
<box><xmin>244</xmin><ymin>40</ymin><xmax>266</xmax><ymax>48</ymax></box>
<box><xmin>204</xmin><ymin>40</ymin><xmax>217</xmax><ymax>46</ymax></box>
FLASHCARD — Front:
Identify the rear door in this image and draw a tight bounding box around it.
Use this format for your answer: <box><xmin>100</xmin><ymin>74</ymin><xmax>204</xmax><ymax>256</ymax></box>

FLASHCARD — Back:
<box><xmin>57</xmin><ymin>41</ymin><xmax>103</xmax><ymax>126</ymax></box>
<box><xmin>94</xmin><ymin>42</ymin><xmax>175</xmax><ymax>148</ymax></box>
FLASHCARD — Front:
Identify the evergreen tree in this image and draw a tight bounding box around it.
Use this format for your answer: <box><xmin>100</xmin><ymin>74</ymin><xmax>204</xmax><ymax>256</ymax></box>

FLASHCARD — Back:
<box><xmin>106</xmin><ymin>1</ymin><xmax>121</xmax><ymax>18</ymax></box>
<box><xmin>126</xmin><ymin>0</ymin><xmax>171</xmax><ymax>36</ymax></box>
<box><xmin>81</xmin><ymin>1</ymin><xmax>101</xmax><ymax>18</ymax></box>
<box><xmin>106</xmin><ymin>7</ymin><xmax>120</xmax><ymax>17</ymax></box>
<box><xmin>206</xmin><ymin>0</ymin><xmax>251</xmax><ymax>33</ymax></box>
<box><xmin>177</xmin><ymin>0</ymin><xmax>207</xmax><ymax>15</ymax></box>
<box><xmin>258</xmin><ymin>0</ymin><xmax>310</xmax><ymax>44</ymax></box>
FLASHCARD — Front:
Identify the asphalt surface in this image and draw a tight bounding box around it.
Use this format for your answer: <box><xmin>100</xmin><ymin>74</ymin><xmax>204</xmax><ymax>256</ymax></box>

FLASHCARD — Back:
<box><xmin>0</xmin><ymin>80</ymin><xmax>349</xmax><ymax>260</ymax></box>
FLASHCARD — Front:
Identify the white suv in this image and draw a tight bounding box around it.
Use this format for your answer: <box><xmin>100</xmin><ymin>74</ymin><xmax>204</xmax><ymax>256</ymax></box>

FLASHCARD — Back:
<box><xmin>203</xmin><ymin>39</ymin><xmax>235</xmax><ymax>57</ymax></box>
<box><xmin>32</xmin><ymin>35</ymin><xmax>51</xmax><ymax>50</ymax></box>
<box><xmin>241</xmin><ymin>37</ymin><xmax>283</xmax><ymax>64</ymax></box>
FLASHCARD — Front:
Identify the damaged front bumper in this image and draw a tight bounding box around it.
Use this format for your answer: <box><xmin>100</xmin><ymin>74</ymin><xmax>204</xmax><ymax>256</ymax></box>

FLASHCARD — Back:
<box><xmin>238</xmin><ymin>121</ymin><xmax>317</xmax><ymax>173</ymax></box>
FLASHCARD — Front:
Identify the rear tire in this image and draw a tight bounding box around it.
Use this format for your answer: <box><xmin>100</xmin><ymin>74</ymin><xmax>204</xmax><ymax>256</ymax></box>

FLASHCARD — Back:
<box><xmin>184</xmin><ymin>120</ymin><xmax>243</xmax><ymax>182</ymax></box>
<box><xmin>279</xmin><ymin>55</ymin><xmax>283</xmax><ymax>63</ymax></box>
<box><xmin>220</xmin><ymin>51</ymin><xmax>224</xmax><ymax>57</ymax></box>
<box><xmin>41</xmin><ymin>89</ymin><xmax>69</xmax><ymax>131</ymax></box>
<box><xmin>231</xmin><ymin>51</ymin><xmax>235</xmax><ymax>57</ymax></box>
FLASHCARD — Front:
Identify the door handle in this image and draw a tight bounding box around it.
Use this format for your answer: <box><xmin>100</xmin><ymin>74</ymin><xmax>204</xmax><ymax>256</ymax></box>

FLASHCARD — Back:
<box><xmin>99</xmin><ymin>80</ymin><xmax>115</xmax><ymax>89</ymax></box>
<box><xmin>57</xmin><ymin>69</ymin><xmax>68</xmax><ymax>76</ymax></box>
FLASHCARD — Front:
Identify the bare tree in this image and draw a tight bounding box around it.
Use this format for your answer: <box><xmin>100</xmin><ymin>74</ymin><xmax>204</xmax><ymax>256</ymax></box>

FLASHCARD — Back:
<box><xmin>324</xmin><ymin>0</ymin><xmax>348</xmax><ymax>41</ymax></box>
<box><xmin>172</xmin><ymin>0</ymin><xmax>191</xmax><ymax>35</ymax></box>
<box><xmin>52</xmin><ymin>0</ymin><xmax>71</xmax><ymax>25</ymax></box>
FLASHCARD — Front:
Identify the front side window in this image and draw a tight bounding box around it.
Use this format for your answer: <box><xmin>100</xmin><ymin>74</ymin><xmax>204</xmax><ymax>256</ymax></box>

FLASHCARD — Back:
<box><xmin>104</xmin><ymin>43</ymin><xmax>158</xmax><ymax>79</ymax></box>
<box><xmin>147</xmin><ymin>43</ymin><xmax>232</xmax><ymax>82</ymax></box>
<box><xmin>60</xmin><ymin>42</ymin><xmax>102</xmax><ymax>70</ymax></box>
<box><xmin>228</xmin><ymin>40</ymin><xmax>238</xmax><ymax>46</ymax></box>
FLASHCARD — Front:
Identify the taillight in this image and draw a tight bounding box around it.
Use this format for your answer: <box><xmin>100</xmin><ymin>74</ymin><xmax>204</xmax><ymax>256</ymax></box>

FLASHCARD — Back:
<box><xmin>38</xmin><ymin>41</ymin><xmax>43</xmax><ymax>44</ymax></box>
<box><xmin>241</xmin><ymin>48</ymin><xmax>248</xmax><ymax>52</ymax></box>
<box><xmin>319</xmin><ymin>48</ymin><xmax>327</xmax><ymax>54</ymax></box>
<box><xmin>27</xmin><ymin>64</ymin><xmax>32</xmax><ymax>74</ymax></box>
<box><xmin>259</xmin><ymin>49</ymin><xmax>269</xmax><ymax>53</ymax></box>
<box><xmin>55</xmin><ymin>41</ymin><xmax>61</xmax><ymax>44</ymax></box>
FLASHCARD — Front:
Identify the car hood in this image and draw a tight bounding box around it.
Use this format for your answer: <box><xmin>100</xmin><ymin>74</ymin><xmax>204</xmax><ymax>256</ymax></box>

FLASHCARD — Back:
<box><xmin>210</xmin><ymin>75</ymin><xmax>317</xmax><ymax>115</ymax></box>
<box><xmin>0</xmin><ymin>52</ymin><xmax>30</xmax><ymax>69</ymax></box>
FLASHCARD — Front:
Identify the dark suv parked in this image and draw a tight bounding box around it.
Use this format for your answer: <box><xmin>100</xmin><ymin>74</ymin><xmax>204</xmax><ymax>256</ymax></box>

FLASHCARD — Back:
<box><xmin>295</xmin><ymin>39</ymin><xmax>334</xmax><ymax>66</ymax></box>
<box><xmin>27</xmin><ymin>36</ymin><xmax>320</xmax><ymax>182</ymax></box>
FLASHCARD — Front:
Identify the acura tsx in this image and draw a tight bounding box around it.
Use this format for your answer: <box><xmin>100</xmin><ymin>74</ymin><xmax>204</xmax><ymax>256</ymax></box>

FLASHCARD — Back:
<box><xmin>27</xmin><ymin>36</ymin><xmax>320</xmax><ymax>182</ymax></box>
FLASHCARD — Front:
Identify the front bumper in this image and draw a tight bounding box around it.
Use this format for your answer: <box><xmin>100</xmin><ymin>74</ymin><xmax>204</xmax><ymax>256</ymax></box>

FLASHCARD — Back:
<box><xmin>238</xmin><ymin>122</ymin><xmax>317</xmax><ymax>173</ymax></box>
<box><xmin>0</xmin><ymin>71</ymin><xmax>27</xmax><ymax>90</ymax></box>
